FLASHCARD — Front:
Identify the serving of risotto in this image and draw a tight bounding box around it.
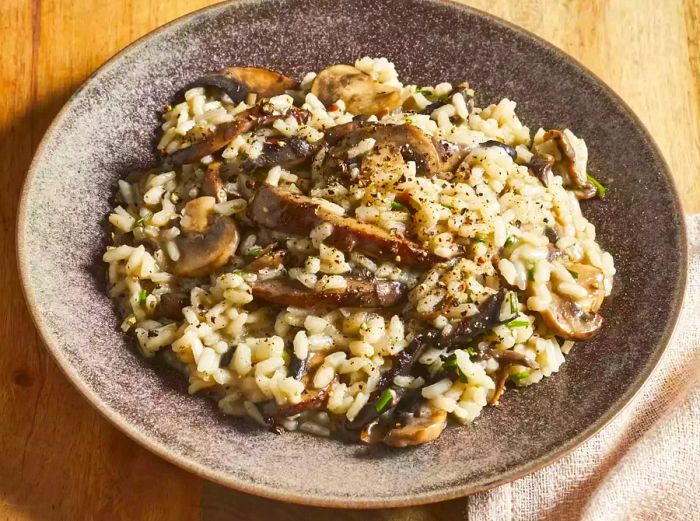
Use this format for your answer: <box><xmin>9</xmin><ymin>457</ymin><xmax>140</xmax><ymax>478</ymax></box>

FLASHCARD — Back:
<box><xmin>104</xmin><ymin>58</ymin><xmax>615</xmax><ymax>447</ymax></box>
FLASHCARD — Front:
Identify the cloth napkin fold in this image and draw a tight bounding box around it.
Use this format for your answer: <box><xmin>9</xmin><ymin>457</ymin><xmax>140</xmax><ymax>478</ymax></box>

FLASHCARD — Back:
<box><xmin>466</xmin><ymin>214</ymin><xmax>700</xmax><ymax>521</ymax></box>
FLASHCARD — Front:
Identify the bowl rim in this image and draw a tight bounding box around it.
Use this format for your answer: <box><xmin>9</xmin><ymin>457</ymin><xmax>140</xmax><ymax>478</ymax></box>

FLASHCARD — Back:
<box><xmin>16</xmin><ymin>0</ymin><xmax>689</xmax><ymax>508</ymax></box>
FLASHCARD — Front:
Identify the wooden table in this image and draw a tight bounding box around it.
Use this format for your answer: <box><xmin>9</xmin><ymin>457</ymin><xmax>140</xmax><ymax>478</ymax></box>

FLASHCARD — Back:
<box><xmin>1</xmin><ymin>1</ymin><xmax>698</xmax><ymax>519</ymax></box>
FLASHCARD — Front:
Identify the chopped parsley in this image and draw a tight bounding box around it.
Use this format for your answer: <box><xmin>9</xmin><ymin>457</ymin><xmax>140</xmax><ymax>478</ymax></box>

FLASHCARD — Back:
<box><xmin>526</xmin><ymin>266</ymin><xmax>535</xmax><ymax>282</ymax></box>
<box><xmin>506</xmin><ymin>319</ymin><xmax>530</xmax><ymax>329</ymax></box>
<box><xmin>511</xmin><ymin>371</ymin><xmax>530</xmax><ymax>383</ymax></box>
<box><xmin>471</xmin><ymin>235</ymin><xmax>486</xmax><ymax>244</ymax></box>
<box><xmin>281</xmin><ymin>350</ymin><xmax>291</xmax><ymax>365</ymax></box>
<box><xmin>138</xmin><ymin>289</ymin><xmax>149</xmax><ymax>305</ymax></box>
<box><xmin>132</xmin><ymin>212</ymin><xmax>153</xmax><ymax>229</ymax></box>
<box><xmin>509</xmin><ymin>292</ymin><xmax>519</xmax><ymax>314</ymax></box>
<box><xmin>587</xmin><ymin>173</ymin><xmax>607</xmax><ymax>198</ymax></box>
<box><xmin>457</xmin><ymin>369</ymin><xmax>469</xmax><ymax>383</ymax></box>
<box><xmin>443</xmin><ymin>354</ymin><xmax>469</xmax><ymax>382</ymax></box>
<box><xmin>503</xmin><ymin>235</ymin><xmax>517</xmax><ymax>249</ymax></box>
<box><xmin>375</xmin><ymin>389</ymin><xmax>395</xmax><ymax>413</ymax></box>
<box><xmin>390</xmin><ymin>200</ymin><xmax>407</xmax><ymax>211</ymax></box>
<box><xmin>416</xmin><ymin>88</ymin><xmax>433</xmax><ymax>96</ymax></box>
<box><xmin>443</xmin><ymin>355</ymin><xmax>458</xmax><ymax>369</ymax></box>
<box><xmin>466</xmin><ymin>346</ymin><xmax>477</xmax><ymax>357</ymax></box>
<box><xmin>567</xmin><ymin>269</ymin><xmax>579</xmax><ymax>280</ymax></box>
<box><xmin>246</xmin><ymin>247</ymin><xmax>263</xmax><ymax>259</ymax></box>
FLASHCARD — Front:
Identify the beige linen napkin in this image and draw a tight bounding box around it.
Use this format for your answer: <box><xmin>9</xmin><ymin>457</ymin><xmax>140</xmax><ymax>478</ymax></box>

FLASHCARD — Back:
<box><xmin>467</xmin><ymin>214</ymin><xmax>700</xmax><ymax>521</ymax></box>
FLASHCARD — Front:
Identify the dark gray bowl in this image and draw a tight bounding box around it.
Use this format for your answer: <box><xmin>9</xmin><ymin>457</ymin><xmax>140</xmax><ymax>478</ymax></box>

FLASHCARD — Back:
<box><xmin>17</xmin><ymin>0</ymin><xmax>687</xmax><ymax>508</ymax></box>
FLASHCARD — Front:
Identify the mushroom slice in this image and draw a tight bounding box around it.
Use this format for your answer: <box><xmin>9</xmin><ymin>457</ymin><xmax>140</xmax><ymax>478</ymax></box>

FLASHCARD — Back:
<box><xmin>383</xmin><ymin>407</ymin><xmax>447</xmax><ymax>447</ymax></box>
<box><xmin>533</xmin><ymin>129</ymin><xmax>597</xmax><ymax>199</ymax></box>
<box><xmin>563</xmin><ymin>262</ymin><xmax>606</xmax><ymax>312</ymax></box>
<box><xmin>439</xmin><ymin>291</ymin><xmax>512</xmax><ymax>348</ymax></box>
<box><xmin>189</xmin><ymin>66</ymin><xmax>297</xmax><ymax>103</ymax></box>
<box><xmin>249</xmin><ymin>184</ymin><xmax>441</xmax><ymax>266</ymax></box>
<box><xmin>244</xmin><ymin>249</ymin><xmax>287</xmax><ymax>272</ymax></box>
<box><xmin>489</xmin><ymin>365</ymin><xmax>511</xmax><ymax>406</ymax></box>
<box><xmin>540</xmin><ymin>293</ymin><xmax>603</xmax><ymax>340</ymax></box>
<box><xmin>168</xmin><ymin>106</ymin><xmax>260</xmax><ymax>166</ymax></box>
<box><xmin>155</xmin><ymin>292</ymin><xmax>189</xmax><ymax>320</ymax></box>
<box><xmin>202</xmin><ymin>162</ymin><xmax>225</xmax><ymax>202</ymax></box>
<box><xmin>250</xmin><ymin>277</ymin><xmax>406</xmax><ymax>309</ymax></box>
<box><xmin>174</xmin><ymin>197</ymin><xmax>239</xmax><ymax>277</ymax></box>
<box><xmin>528</xmin><ymin>153</ymin><xmax>555</xmax><ymax>187</ymax></box>
<box><xmin>311</xmin><ymin>64</ymin><xmax>401</xmax><ymax>116</ymax></box>
<box><xmin>240</xmin><ymin>136</ymin><xmax>320</xmax><ymax>172</ymax></box>
<box><xmin>276</xmin><ymin>378</ymin><xmax>334</xmax><ymax>417</ymax></box>
<box><xmin>432</xmin><ymin>138</ymin><xmax>470</xmax><ymax>176</ymax></box>
<box><xmin>483</xmin><ymin>348</ymin><xmax>539</xmax><ymax>369</ymax></box>
<box><xmin>321</xmin><ymin>123</ymin><xmax>442</xmax><ymax>181</ymax></box>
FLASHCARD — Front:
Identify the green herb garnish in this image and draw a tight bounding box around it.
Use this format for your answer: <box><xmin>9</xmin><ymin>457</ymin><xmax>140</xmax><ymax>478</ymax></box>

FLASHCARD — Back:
<box><xmin>416</xmin><ymin>88</ymin><xmax>433</xmax><ymax>96</ymax></box>
<box><xmin>503</xmin><ymin>235</ymin><xmax>517</xmax><ymax>249</ymax></box>
<box><xmin>511</xmin><ymin>371</ymin><xmax>530</xmax><ymax>383</ymax></box>
<box><xmin>443</xmin><ymin>355</ymin><xmax>458</xmax><ymax>369</ymax></box>
<box><xmin>466</xmin><ymin>347</ymin><xmax>477</xmax><ymax>357</ymax></box>
<box><xmin>132</xmin><ymin>212</ymin><xmax>153</xmax><ymax>229</ymax></box>
<box><xmin>138</xmin><ymin>289</ymin><xmax>149</xmax><ymax>305</ymax></box>
<box><xmin>375</xmin><ymin>389</ymin><xmax>395</xmax><ymax>413</ymax></box>
<box><xmin>506</xmin><ymin>319</ymin><xmax>530</xmax><ymax>329</ymax></box>
<box><xmin>587</xmin><ymin>173</ymin><xmax>607</xmax><ymax>198</ymax></box>
<box><xmin>526</xmin><ymin>266</ymin><xmax>535</xmax><ymax>282</ymax></box>
<box><xmin>457</xmin><ymin>369</ymin><xmax>468</xmax><ymax>383</ymax></box>
<box><xmin>442</xmin><ymin>203</ymin><xmax>455</xmax><ymax>210</ymax></box>
<box><xmin>509</xmin><ymin>292</ymin><xmax>519</xmax><ymax>314</ymax></box>
<box><xmin>281</xmin><ymin>350</ymin><xmax>291</xmax><ymax>365</ymax></box>
<box><xmin>390</xmin><ymin>200</ymin><xmax>407</xmax><ymax>211</ymax></box>
<box><xmin>471</xmin><ymin>235</ymin><xmax>486</xmax><ymax>244</ymax></box>
<box><xmin>567</xmin><ymin>269</ymin><xmax>579</xmax><ymax>280</ymax></box>
<box><xmin>246</xmin><ymin>247</ymin><xmax>263</xmax><ymax>259</ymax></box>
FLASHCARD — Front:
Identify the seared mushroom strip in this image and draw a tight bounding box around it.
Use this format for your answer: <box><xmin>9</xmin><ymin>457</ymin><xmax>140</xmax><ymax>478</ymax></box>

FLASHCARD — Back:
<box><xmin>187</xmin><ymin>66</ymin><xmax>297</xmax><ymax>104</ymax></box>
<box><xmin>174</xmin><ymin>197</ymin><xmax>239</xmax><ymax>277</ymax></box>
<box><xmin>250</xmin><ymin>277</ymin><xmax>406</xmax><ymax>309</ymax></box>
<box><xmin>528</xmin><ymin>153</ymin><xmax>555</xmax><ymax>187</ymax></box>
<box><xmin>480</xmin><ymin>348</ymin><xmax>539</xmax><ymax>369</ymax></box>
<box><xmin>439</xmin><ymin>290</ymin><xmax>514</xmax><ymax>349</ymax></box>
<box><xmin>244</xmin><ymin>248</ymin><xmax>287</xmax><ymax>272</ymax></box>
<box><xmin>346</xmin><ymin>331</ymin><xmax>439</xmax><ymax>431</ymax></box>
<box><xmin>202</xmin><ymin>162</ymin><xmax>225</xmax><ymax>202</ymax></box>
<box><xmin>240</xmin><ymin>136</ymin><xmax>320</xmax><ymax>172</ymax></box>
<box><xmin>311</xmin><ymin>64</ymin><xmax>401</xmax><ymax>116</ymax></box>
<box><xmin>532</xmin><ymin>129</ymin><xmax>597</xmax><ymax>199</ymax></box>
<box><xmin>249</xmin><ymin>184</ymin><xmax>442</xmax><ymax>266</ymax></box>
<box><xmin>168</xmin><ymin>106</ymin><xmax>261</xmax><ymax>166</ymax></box>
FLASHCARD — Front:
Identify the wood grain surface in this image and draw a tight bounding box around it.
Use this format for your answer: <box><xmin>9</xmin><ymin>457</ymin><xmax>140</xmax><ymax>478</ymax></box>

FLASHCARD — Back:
<box><xmin>1</xmin><ymin>1</ymin><xmax>698</xmax><ymax>519</ymax></box>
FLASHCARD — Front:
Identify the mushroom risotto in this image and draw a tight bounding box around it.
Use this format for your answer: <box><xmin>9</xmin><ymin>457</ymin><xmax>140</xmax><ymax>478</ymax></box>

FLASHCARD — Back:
<box><xmin>104</xmin><ymin>58</ymin><xmax>615</xmax><ymax>446</ymax></box>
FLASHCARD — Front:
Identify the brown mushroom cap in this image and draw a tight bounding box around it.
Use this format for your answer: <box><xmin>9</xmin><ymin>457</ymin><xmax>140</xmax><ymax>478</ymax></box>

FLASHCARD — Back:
<box><xmin>189</xmin><ymin>66</ymin><xmax>297</xmax><ymax>103</ymax></box>
<box><xmin>534</xmin><ymin>130</ymin><xmax>597</xmax><ymax>199</ymax></box>
<box><xmin>383</xmin><ymin>407</ymin><xmax>447</xmax><ymax>447</ymax></box>
<box><xmin>174</xmin><ymin>197</ymin><xmax>239</xmax><ymax>277</ymax></box>
<box><xmin>539</xmin><ymin>293</ymin><xmax>603</xmax><ymax>340</ymax></box>
<box><xmin>311</xmin><ymin>64</ymin><xmax>401</xmax><ymax>116</ymax></box>
<box><xmin>564</xmin><ymin>262</ymin><xmax>606</xmax><ymax>312</ymax></box>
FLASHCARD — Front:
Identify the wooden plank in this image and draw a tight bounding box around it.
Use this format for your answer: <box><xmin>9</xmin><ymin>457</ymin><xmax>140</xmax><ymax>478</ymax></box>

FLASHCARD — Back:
<box><xmin>0</xmin><ymin>1</ymin><xmax>698</xmax><ymax>520</ymax></box>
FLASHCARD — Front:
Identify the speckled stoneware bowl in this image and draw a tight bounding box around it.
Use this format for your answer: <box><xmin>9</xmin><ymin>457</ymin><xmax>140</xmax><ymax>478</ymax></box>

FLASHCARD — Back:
<box><xmin>17</xmin><ymin>0</ymin><xmax>687</xmax><ymax>508</ymax></box>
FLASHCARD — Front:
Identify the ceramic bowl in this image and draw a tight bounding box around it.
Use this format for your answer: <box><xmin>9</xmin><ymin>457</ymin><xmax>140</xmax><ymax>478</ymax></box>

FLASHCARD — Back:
<box><xmin>17</xmin><ymin>0</ymin><xmax>687</xmax><ymax>508</ymax></box>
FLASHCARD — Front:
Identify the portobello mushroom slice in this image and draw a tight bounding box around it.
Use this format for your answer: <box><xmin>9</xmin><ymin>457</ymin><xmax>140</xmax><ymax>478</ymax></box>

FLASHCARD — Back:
<box><xmin>240</xmin><ymin>136</ymin><xmax>320</xmax><ymax>172</ymax></box>
<box><xmin>174</xmin><ymin>197</ymin><xmax>239</xmax><ymax>277</ymax></box>
<box><xmin>250</xmin><ymin>277</ymin><xmax>406</xmax><ymax>309</ymax></box>
<box><xmin>168</xmin><ymin>106</ymin><xmax>261</xmax><ymax>166</ymax></box>
<box><xmin>481</xmin><ymin>348</ymin><xmax>539</xmax><ymax>369</ymax></box>
<box><xmin>249</xmin><ymin>184</ymin><xmax>442</xmax><ymax>266</ymax></box>
<box><xmin>532</xmin><ymin>129</ymin><xmax>597</xmax><ymax>199</ymax></box>
<box><xmin>311</xmin><ymin>64</ymin><xmax>401</xmax><ymax>116</ymax></box>
<box><xmin>202</xmin><ymin>162</ymin><xmax>225</xmax><ymax>202</ymax></box>
<box><xmin>244</xmin><ymin>249</ymin><xmax>287</xmax><ymax>272</ymax></box>
<box><xmin>439</xmin><ymin>290</ymin><xmax>514</xmax><ymax>349</ymax></box>
<box><xmin>189</xmin><ymin>66</ymin><xmax>297</xmax><ymax>103</ymax></box>
<box><xmin>155</xmin><ymin>292</ymin><xmax>189</xmax><ymax>320</ymax></box>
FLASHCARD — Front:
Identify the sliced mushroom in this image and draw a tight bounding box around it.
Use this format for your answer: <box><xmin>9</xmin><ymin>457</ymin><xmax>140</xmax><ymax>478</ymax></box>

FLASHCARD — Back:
<box><xmin>489</xmin><ymin>365</ymin><xmax>511</xmax><ymax>406</ymax></box>
<box><xmin>482</xmin><ymin>348</ymin><xmax>539</xmax><ymax>369</ymax></box>
<box><xmin>563</xmin><ymin>262</ymin><xmax>606</xmax><ymax>312</ymax></box>
<box><xmin>480</xmin><ymin>140</ymin><xmax>517</xmax><ymax>161</ymax></box>
<box><xmin>174</xmin><ymin>197</ymin><xmax>239</xmax><ymax>277</ymax></box>
<box><xmin>244</xmin><ymin>249</ymin><xmax>287</xmax><ymax>272</ymax></box>
<box><xmin>276</xmin><ymin>378</ymin><xmax>334</xmax><ymax>417</ymax></box>
<box><xmin>168</xmin><ymin>106</ymin><xmax>261</xmax><ymax>166</ymax></box>
<box><xmin>320</xmin><ymin>123</ymin><xmax>442</xmax><ymax>181</ymax></box>
<box><xmin>249</xmin><ymin>184</ymin><xmax>441</xmax><ymax>266</ymax></box>
<box><xmin>528</xmin><ymin>153</ymin><xmax>555</xmax><ymax>187</ymax></box>
<box><xmin>432</xmin><ymin>137</ymin><xmax>471</xmax><ymax>175</ymax></box>
<box><xmin>202</xmin><ymin>162</ymin><xmax>225</xmax><ymax>202</ymax></box>
<box><xmin>540</xmin><ymin>293</ymin><xmax>603</xmax><ymax>340</ymax></box>
<box><xmin>188</xmin><ymin>66</ymin><xmax>297</xmax><ymax>103</ymax></box>
<box><xmin>155</xmin><ymin>292</ymin><xmax>189</xmax><ymax>320</ymax></box>
<box><xmin>383</xmin><ymin>407</ymin><xmax>447</xmax><ymax>447</ymax></box>
<box><xmin>250</xmin><ymin>277</ymin><xmax>406</xmax><ymax>309</ymax></box>
<box><xmin>311</xmin><ymin>64</ymin><xmax>401</xmax><ymax>116</ymax></box>
<box><xmin>533</xmin><ymin>130</ymin><xmax>596</xmax><ymax>199</ymax></box>
<box><xmin>439</xmin><ymin>291</ymin><xmax>513</xmax><ymax>348</ymax></box>
<box><xmin>240</xmin><ymin>136</ymin><xmax>320</xmax><ymax>172</ymax></box>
